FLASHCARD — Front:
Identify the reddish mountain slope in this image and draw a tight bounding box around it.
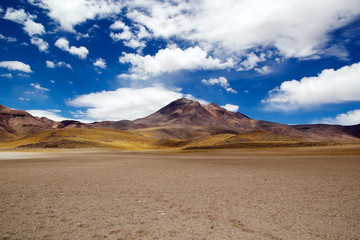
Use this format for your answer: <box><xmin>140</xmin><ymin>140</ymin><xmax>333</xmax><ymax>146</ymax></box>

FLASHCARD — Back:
<box><xmin>131</xmin><ymin>98</ymin><xmax>256</xmax><ymax>132</ymax></box>
<box><xmin>0</xmin><ymin>104</ymin><xmax>58</xmax><ymax>140</ymax></box>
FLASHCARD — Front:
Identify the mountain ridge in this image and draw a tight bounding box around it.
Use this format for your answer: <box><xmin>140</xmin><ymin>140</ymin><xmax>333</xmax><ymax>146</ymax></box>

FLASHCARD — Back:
<box><xmin>1</xmin><ymin>98</ymin><xmax>360</xmax><ymax>149</ymax></box>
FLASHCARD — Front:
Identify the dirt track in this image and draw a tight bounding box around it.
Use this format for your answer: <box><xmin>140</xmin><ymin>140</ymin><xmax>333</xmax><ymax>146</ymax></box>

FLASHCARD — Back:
<box><xmin>0</xmin><ymin>147</ymin><xmax>360</xmax><ymax>239</ymax></box>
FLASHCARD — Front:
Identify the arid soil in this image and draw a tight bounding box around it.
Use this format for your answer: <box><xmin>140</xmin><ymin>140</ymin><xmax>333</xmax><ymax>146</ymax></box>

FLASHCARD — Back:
<box><xmin>0</xmin><ymin>146</ymin><xmax>360</xmax><ymax>239</ymax></box>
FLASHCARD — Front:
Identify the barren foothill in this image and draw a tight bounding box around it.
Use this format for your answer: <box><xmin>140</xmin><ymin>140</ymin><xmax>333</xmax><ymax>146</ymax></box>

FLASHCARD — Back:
<box><xmin>0</xmin><ymin>146</ymin><xmax>360</xmax><ymax>239</ymax></box>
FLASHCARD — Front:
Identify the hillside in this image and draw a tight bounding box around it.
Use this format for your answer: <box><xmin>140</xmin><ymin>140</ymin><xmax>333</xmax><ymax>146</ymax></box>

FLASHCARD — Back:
<box><xmin>0</xmin><ymin>128</ymin><xmax>160</xmax><ymax>151</ymax></box>
<box><xmin>0</xmin><ymin>104</ymin><xmax>58</xmax><ymax>141</ymax></box>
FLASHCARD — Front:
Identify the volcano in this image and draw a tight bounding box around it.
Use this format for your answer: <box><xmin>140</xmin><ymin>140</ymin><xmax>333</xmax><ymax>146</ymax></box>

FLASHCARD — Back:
<box><xmin>1</xmin><ymin>99</ymin><xmax>360</xmax><ymax>149</ymax></box>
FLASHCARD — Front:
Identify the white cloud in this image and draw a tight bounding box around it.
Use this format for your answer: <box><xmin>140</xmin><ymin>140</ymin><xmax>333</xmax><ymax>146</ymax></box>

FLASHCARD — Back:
<box><xmin>93</xmin><ymin>58</ymin><xmax>106</xmax><ymax>69</ymax></box>
<box><xmin>54</xmin><ymin>37</ymin><xmax>69</xmax><ymax>49</ymax></box>
<box><xmin>46</xmin><ymin>60</ymin><xmax>72</xmax><ymax>69</ymax></box>
<box><xmin>30</xmin><ymin>37</ymin><xmax>49</xmax><ymax>52</ymax></box>
<box><xmin>3</xmin><ymin>8</ymin><xmax>45</xmax><ymax>37</ymax></box>
<box><xmin>262</xmin><ymin>62</ymin><xmax>360</xmax><ymax>110</ymax></box>
<box><xmin>55</xmin><ymin>37</ymin><xmax>89</xmax><ymax>59</ymax></box>
<box><xmin>17</xmin><ymin>73</ymin><xmax>30</xmax><ymax>78</ymax></box>
<box><xmin>57</xmin><ymin>61</ymin><xmax>72</xmax><ymax>69</ymax></box>
<box><xmin>67</xmin><ymin>86</ymin><xmax>203</xmax><ymax>121</ymax></box>
<box><xmin>0</xmin><ymin>34</ymin><xmax>17</xmax><ymax>42</ymax></box>
<box><xmin>119</xmin><ymin>46</ymin><xmax>234</xmax><ymax>80</ymax></box>
<box><xmin>30</xmin><ymin>83</ymin><xmax>50</xmax><ymax>92</ymax></box>
<box><xmin>255</xmin><ymin>65</ymin><xmax>271</xmax><ymax>74</ymax></box>
<box><xmin>109</xmin><ymin>20</ymin><xmax>148</xmax><ymax>49</ymax></box>
<box><xmin>201</xmin><ymin>76</ymin><xmax>237</xmax><ymax>94</ymax></box>
<box><xmin>110</xmin><ymin>20</ymin><xmax>132</xmax><ymax>40</ymax></box>
<box><xmin>32</xmin><ymin>0</ymin><xmax>123</xmax><ymax>32</ymax></box>
<box><xmin>123</xmin><ymin>38</ymin><xmax>145</xmax><ymax>49</ymax></box>
<box><xmin>136</xmin><ymin>24</ymin><xmax>150</xmax><ymax>39</ymax></box>
<box><xmin>317</xmin><ymin>109</ymin><xmax>360</xmax><ymax>126</ymax></box>
<box><xmin>238</xmin><ymin>53</ymin><xmax>266</xmax><ymax>71</ymax></box>
<box><xmin>46</xmin><ymin>60</ymin><xmax>55</xmax><ymax>68</ymax></box>
<box><xmin>3</xmin><ymin>8</ymin><xmax>30</xmax><ymax>23</ymax></box>
<box><xmin>23</xmin><ymin>19</ymin><xmax>45</xmax><ymax>36</ymax></box>
<box><xmin>27</xmin><ymin>0</ymin><xmax>360</xmax><ymax>60</ymax></box>
<box><xmin>125</xmin><ymin>0</ymin><xmax>360</xmax><ymax>59</ymax></box>
<box><xmin>0</xmin><ymin>61</ymin><xmax>32</xmax><ymax>73</ymax></box>
<box><xmin>19</xmin><ymin>97</ymin><xmax>30</xmax><ymax>101</ymax></box>
<box><xmin>110</xmin><ymin>31</ymin><xmax>130</xmax><ymax>41</ymax></box>
<box><xmin>27</xmin><ymin>109</ymin><xmax>68</xmax><ymax>122</ymax></box>
<box><xmin>222</xmin><ymin>104</ymin><xmax>239</xmax><ymax>113</ymax></box>
<box><xmin>0</xmin><ymin>73</ymin><xmax>13</xmax><ymax>78</ymax></box>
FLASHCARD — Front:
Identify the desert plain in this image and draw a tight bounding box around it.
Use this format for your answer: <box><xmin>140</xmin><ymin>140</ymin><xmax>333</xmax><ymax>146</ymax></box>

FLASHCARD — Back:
<box><xmin>0</xmin><ymin>146</ymin><xmax>360</xmax><ymax>240</ymax></box>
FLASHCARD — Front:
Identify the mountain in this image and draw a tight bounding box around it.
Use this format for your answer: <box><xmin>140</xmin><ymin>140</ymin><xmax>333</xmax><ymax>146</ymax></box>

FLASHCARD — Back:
<box><xmin>128</xmin><ymin>98</ymin><xmax>257</xmax><ymax>138</ymax></box>
<box><xmin>0</xmin><ymin>104</ymin><xmax>58</xmax><ymax>140</ymax></box>
<box><xmin>92</xmin><ymin>98</ymin><xmax>360</xmax><ymax>142</ymax></box>
<box><xmin>1</xmin><ymin>99</ymin><xmax>360</xmax><ymax>149</ymax></box>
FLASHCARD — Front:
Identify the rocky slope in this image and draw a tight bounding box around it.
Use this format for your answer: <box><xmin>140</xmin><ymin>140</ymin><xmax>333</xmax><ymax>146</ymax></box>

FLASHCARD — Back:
<box><xmin>0</xmin><ymin>104</ymin><xmax>58</xmax><ymax>140</ymax></box>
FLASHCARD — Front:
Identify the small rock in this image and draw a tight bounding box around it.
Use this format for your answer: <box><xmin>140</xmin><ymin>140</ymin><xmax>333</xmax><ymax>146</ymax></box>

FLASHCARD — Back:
<box><xmin>156</xmin><ymin>210</ymin><xmax>165</xmax><ymax>216</ymax></box>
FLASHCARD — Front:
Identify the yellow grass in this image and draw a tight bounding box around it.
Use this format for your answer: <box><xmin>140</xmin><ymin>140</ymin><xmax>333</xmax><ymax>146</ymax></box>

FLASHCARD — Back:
<box><xmin>1</xmin><ymin>128</ymin><xmax>356</xmax><ymax>151</ymax></box>
<box><xmin>0</xmin><ymin>128</ymin><xmax>161</xmax><ymax>151</ymax></box>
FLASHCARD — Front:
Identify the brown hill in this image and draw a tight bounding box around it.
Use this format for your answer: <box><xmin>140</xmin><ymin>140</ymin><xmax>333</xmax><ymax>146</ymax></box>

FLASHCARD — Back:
<box><xmin>0</xmin><ymin>104</ymin><xmax>58</xmax><ymax>141</ymax></box>
<box><xmin>133</xmin><ymin>98</ymin><xmax>254</xmax><ymax>130</ymax></box>
<box><xmin>92</xmin><ymin>98</ymin><xmax>259</xmax><ymax>139</ymax></box>
<box><xmin>294</xmin><ymin>124</ymin><xmax>360</xmax><ymax>142</ymax></box>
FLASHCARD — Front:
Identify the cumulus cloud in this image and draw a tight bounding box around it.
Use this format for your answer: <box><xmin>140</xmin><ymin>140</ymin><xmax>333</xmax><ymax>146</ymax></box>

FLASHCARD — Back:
<box><xmin>0</xmin><ymin>61</ymin><xmax>32</xmax><ymax>73</ymax></box>
<box><xmin>238</xmin><ymin>53</ymin><xmax>266</xmax><ymax>71</ymax></box>
<box><xmin>3</xmin><ymin>8</ymin><xmax>30</xmax><ymax>23</ymax></box>
<box><xmin>23</xmin><ymin>19</ymin><xmax>45</xmax><ymax>36</ymax></box>
<box><xmin>45</xmin><ymin>60</ymin><xmax>55</xmax><ymax>68</ymax></box>
<box><xmin>109</xmin><ymin>20</ymin><xmax>148</xmax><ymax>49</ymax></box>
<box><xmin>27</xmin><ymin>0</ymin><xmax>360</xmax><ymax>60</ymax></box>
<box><xmin>262</xmin><ymin>62</ymin><xmax>360</xmax><ymax>110</ymax></box>
<box><xmin>55</xmin><ymin>37</ymin><xmax>89</xmax><ymax>59</ymax></box>
<box><xmin>5</xmin><ymin>9</ymin><xmax>48</xmax><ymax>52</ymax></box>
<box><xmin>30</xmin><ymin>37</ymin><xmax>49</xmax><ymax>52</ymax></box>
<box><xmin>93</xmin><ymin>58</ymin><xmax>106</xmax><ymax>69</ymax></box>
<box><xmin>30</xmin><ymin>83</ymin><xmax>50</xmax><ymax>92</ymax></box>
<box><xmin>67</xmin><ymin>86</ymin><xmax>203</xmax><ymax>121</ymax></box>
<box><xmin>31</xmin><ymin>0</ymin><xmax>123</xmax><ymax>32</ymax></box>
<box><xmin>201</xmin><ymin>76</ymin><xmax>237</xmax><ymax>94</ymax></box>
<box><xmin>124</xmin><ymin>0</ymin><xmax>360</xmax><ymax>59</ymax></box>
<box><xmin>222</xmin><ymin>104</ymin><xmax>239</xmax><ymax>113</ymax></box>
<box><xmin>3</xmin><ymin>8</ymin><xmax>45</xmax><ymax>37</ymax></box>
<box><xmin>46</xmin><ymin>60</ymin><xmax>72</xmax><ymax>69</ymax></box>
<box><xmin>317</xmin><ymin>109</ymin><xmax>360</xmax><ymax>126</ymax></box>
<box><xmin>110</xmin><ymin>20</ymin><xmax>132</xmax><ymax>40</ymax></box>
<box><xmin>119</xmin><ymin>45</ymin><xmax>234</xmax><ymax>80</ymax></box>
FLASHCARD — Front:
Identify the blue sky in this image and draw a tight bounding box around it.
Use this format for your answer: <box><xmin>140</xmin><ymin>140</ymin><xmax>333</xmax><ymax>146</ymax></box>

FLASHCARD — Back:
<box><xmin>1</xmin><ymin>0</ymin><xmax>360</xmax><ymax>125</ymax></box>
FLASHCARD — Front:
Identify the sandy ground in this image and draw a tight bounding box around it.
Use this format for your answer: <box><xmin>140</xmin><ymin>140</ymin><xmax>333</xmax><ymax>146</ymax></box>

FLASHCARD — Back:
<box><xmin>0</xmin><ymin>146</ymin><xmax>359</xmax><ymax>240</ymax></box>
